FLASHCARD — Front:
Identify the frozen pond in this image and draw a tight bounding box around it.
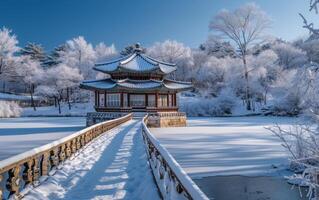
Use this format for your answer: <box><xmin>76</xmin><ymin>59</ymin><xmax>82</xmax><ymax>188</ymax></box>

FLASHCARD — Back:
<box><xmin>151</xmin><ymin>116</ymin><xmax>298</xmax><ymax>177</ymax></box>
<box><xmin>151</xmin><ymin>116</ymin><xmax>302</xmax><ymax>200</ymax></box>
<box><xmin>0</xmin><ymin>117</ymin><xmax>85</xmax><ymax>160</ymax></box>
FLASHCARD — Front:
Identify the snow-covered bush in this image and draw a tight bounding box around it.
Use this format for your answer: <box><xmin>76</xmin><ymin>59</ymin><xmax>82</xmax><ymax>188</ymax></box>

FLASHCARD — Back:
<box><xmin>180</xmin><ymin>89</ymin><xmax>237</xmax><ymax>116</ymax></box>
<box><xmin>0</xmin><ymin>101</ymin><xmax>22</xmax><ymax>117</ymax></box>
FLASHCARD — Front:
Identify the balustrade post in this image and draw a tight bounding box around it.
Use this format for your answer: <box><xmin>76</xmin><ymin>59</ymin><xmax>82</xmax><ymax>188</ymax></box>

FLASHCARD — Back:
<box><xmin>66</xmin><ymin>142</ymin><xmax>72</xmax><ymax>158</ymax></box>
<box><xmin>22</xmin><ymin>160</ymin><xmax>34</xmax><ymax>186</ymax></box>
<box><xmin>6</xmin><ymin>166</ymin><xmax>20</xmax><ymax>198</ymax></box>
<box><xmin>80</xmin><ymin>135</ymin><xmax>85</xmax><ymax>147</ymax></box>
<box><xmin>32</xmin><ymin>157</ymin><xmax>40</xmax><ymax>186</ymax></box>
<box><xmin>76</xmin><ymin>137</ymin><xmax>81</xmax><ymax>150</ymax></box>
<box><xmin>41</xmin><ymin>152</ymin><xmax>49</xmax><ymax>176</ymax></box>
<box><xmin>59</xmin><ymin>145</ymin><xmax>66</xmax><ymax>162</ymax></box>
<box><xmin>50</xmin><ymin>149</ymin><xmax>59</xmax><ymax>171</ymax></box>
<box><xmin>71</xmin><ymin>139</ymin><xmax>77</xmax><ymax>154</ymax></box>
<box><xmin>0</xmin><ymin>174</ymin><xmax>3</xmax><ymax>200</ymax></box>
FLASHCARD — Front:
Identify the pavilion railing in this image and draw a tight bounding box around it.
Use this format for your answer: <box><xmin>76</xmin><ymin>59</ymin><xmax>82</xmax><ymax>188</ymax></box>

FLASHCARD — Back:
<box><xmin>0</xmin><ymin>113</ymin><xmax>133</xmax><ymax>200</ymax></box>
<box><xmin>142</xmin><ymin>115</ymin><xmax>209</xmax><ymax>200</ymax></box>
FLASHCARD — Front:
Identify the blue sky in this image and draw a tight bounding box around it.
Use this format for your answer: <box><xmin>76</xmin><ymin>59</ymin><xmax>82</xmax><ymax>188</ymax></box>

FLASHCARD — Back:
<box><xmin>0</xmin><ymin>0</ymin><xmax>317</xmax><ymax>51</ymax></box>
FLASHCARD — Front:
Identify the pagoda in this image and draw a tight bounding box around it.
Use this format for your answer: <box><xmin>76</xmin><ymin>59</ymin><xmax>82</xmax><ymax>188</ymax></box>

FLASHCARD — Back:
<box><xmin>80</xmin><ymin>43</ymin><xmax>192</xmax><ymax>117</ymax></box>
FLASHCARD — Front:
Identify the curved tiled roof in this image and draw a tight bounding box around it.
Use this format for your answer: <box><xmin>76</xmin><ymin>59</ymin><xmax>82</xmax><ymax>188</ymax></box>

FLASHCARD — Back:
<box><xmin>80</xmin><ymin>78</ymin><xmax>192</xmax><ymax>92</ymax></box>
<box><xmin>94</xmin><ymin>52</ymin><xmax>177</xmax><ymax>74</ymax></box>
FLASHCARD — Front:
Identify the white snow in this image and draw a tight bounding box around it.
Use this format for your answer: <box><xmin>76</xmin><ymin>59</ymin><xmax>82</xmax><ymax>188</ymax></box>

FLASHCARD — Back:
<box><xmin>150</xmin><ymin>116</ymin><xmax>298</xmax><ymax>178</ymax></box>
<box><xmin>0</xmin><ymin>117</ymin><xmax>85</xmax><ymax>160</ymax></box>
<box><xmin>24</xmin><ymin>120</ymin><xmax>160</xmax><ymax>200</ymax></box>
<box><xmin>0</xmin><ymin>92</ymin><xmax>39</xmax><ymax>101</ymax></box>
<box><xmin>22</xmin><ymin>102</ymin><xmax>94</xmax><ymax>117</ymax></box>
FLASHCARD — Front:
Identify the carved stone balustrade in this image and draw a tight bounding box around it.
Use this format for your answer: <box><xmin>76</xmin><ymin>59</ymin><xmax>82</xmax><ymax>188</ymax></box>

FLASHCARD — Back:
<box><xmin>0</xmin><ymin>113</ymin><xmax>132</xmax><ymax>199</ymax></box>
<box><xmin>142</xmin><ymin>115</ymin><xmax>209</xmax><ymax>200</ymax></box>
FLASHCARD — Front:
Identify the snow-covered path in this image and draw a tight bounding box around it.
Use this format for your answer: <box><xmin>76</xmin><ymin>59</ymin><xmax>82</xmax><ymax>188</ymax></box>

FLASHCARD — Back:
<box><xmin>24</xmin><ymin>119</ymin><xmax>160</xmax><ymax>200</ymax></box>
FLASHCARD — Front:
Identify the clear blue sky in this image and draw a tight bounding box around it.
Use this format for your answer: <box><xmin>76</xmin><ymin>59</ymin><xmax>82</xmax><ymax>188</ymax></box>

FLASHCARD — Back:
<box><xmin>0</xmin><ymin>0</ymin><xmax>317</xmax><ymax>51</ymax></box>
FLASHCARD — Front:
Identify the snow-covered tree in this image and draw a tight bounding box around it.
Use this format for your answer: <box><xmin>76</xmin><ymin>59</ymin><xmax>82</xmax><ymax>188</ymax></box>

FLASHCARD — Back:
<box><xmin>120</xmin><ymin>43</ymin><xmax>145</xmax><ymax>56</ymax></box>
<box><xmin>36</xmin><ymin>64</ymin><xmax>82</xmax><ymax>113</ymax></box>
<box><xmin>199</xmin><ymin>36</ymin><xmax>236</xmax><ymax>58</ymax></box>
<box><xmin>20</xmin><ymin>43</ymin><xmax>47</xmax><ymax>65</ymax></box>
<box><xmin>16</xmin><ymin>55</ymin><xmax>44</xmax><ymax>110</ymax></box>
<box><xmin>209</xmin><ymin>3</ymin><xmax>271</xmax><ymax>110</ymax></box>
<box><xmin>0</xmin><ymin>27</ymin><xmax>20</xmax><ymax>91</ymax></box>
<box><xmin>272</xmin><ymin>42</ymin><xmax>307</xmax><ymax>69</ymax></box>
<box><xmin>44</xmin><ymin>44</ymin><xmax>67</xmax><ymax>67</ymax></box>
<box><xmin>95</xmin><ymin>42</ymin><xmax>117</xmax><ymax>63</ymax></box>
<box><xmin>147</xmin><ymin>40</ymin><xmax>194</xmax><ymax>80</ymax></box>
<box><xmin>59</xmin><ymin>36</ymin><xmax>96</xmax><ymax>79</ymax></box>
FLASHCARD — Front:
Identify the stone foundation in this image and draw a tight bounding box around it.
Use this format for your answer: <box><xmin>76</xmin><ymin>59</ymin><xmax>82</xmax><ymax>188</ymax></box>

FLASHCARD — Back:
<box><xmin>86</xmin><ymin>112</ymin><xmax>128</xmax><ymax>126</ymax></box>
<box><xmin>147</xmin><ymin>112</ymin><xmax>187</xmax><ymax>128</ymax></box>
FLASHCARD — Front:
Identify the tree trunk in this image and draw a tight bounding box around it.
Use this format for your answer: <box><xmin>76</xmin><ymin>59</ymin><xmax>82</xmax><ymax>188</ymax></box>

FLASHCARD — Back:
<box><xmin>2</xmin><ymin>81</ymin><xmax>5</xmax><ymax>93</ymax></box>
<box><xmin>243</xmin><ymin>56</ymin><xmax>251</xmax><ymax>110</ymax></box>
<box><xmin>30</xmin><ymin>84</ymin><xmax>36</xmax><ymax>111</ymax></box>
<box><xmin>67</xmin><ymin>88</ymin><xmax>71</xmax><ymax>110</ymax></box>
<box><xmin>57</xmin><ymin>98</ymin><xmax>61</xmax><ymax>114</ymax></box>
<box><xmin>54</xmin><ymin>97</ymin><xmax>57</xmax><ymax>107</ymax></box>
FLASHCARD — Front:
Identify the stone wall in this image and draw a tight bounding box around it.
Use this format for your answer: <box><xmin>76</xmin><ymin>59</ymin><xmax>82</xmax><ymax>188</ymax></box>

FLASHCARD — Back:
<box><xmin>147</xmin><ymin>112</ymin><xmax>187</xmax><ymax>128</ymax></box>
<box><xmin>86</xmin><ymin>112</ymin><xmax>128</xmax><ymax>126</ymax></box>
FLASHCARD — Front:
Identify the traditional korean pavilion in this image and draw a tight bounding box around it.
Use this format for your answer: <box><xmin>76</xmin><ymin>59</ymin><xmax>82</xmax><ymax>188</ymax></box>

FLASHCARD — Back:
<box><xmin>80</xmin><ymin>43</ymin><xmax>192</xmax><ymax>113</ymax></box>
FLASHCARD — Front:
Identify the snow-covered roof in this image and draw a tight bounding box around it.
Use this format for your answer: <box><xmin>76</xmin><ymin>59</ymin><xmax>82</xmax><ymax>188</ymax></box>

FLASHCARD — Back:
<box><xmin>80</xmin><ymin>78</ymin><xmax>192</xmax><ymax>92</ymax></box>
<box><xmin>94</xmin><ymin>44</ymin><xmax>177</xmax><ymax>75</ymax></box>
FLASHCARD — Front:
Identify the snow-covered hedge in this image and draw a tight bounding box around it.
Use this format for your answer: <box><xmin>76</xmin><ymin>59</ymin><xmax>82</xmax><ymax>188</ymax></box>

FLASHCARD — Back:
<box><xmin>180</xmin><ymin>90</ymin><xmax>237</xmax><ymax>117</ymax></box>
<box><xmin>0</xmin><ymin>101</ymin><xmax>22</xmax><ymax>118</ymax></box>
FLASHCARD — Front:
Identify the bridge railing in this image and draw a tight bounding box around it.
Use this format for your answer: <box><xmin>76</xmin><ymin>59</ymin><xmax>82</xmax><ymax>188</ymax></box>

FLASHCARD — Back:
<box><xmin>142</xmin><ymin>115</ymin><xmax>209</xmax><ymax>200</ymax></box>
<box><xmin>0</xmin><ymin>113</ymin><xmax>133</xmax><ymax>200</ymax></box>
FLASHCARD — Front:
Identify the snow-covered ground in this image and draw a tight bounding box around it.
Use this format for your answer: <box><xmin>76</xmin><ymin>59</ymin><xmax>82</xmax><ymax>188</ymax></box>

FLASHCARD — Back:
<box><xmin>0</xmin><ymin>117</ymin><xmax>85</xmax><ymax>160</ymax></box>
<box><xmin>22</xmin><ymin>103</ymin><xmax>94</xmax><ymax>117</ymax></box>
<box><xmin>25</xmin><ymin>120</ymin><xmax>160</xmax><ymax>200</ymax></box>
<box><xmin>150</xmin><ymin>116</ymin><xmax>298</xmax><ymax>178</ymax></box>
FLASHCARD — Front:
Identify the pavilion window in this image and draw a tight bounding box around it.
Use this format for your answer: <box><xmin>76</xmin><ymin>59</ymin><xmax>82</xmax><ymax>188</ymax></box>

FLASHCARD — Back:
<box><xmin>158</xmin><ymin>94</ymin><xmax>168</xmax><ymax>107</ymax></box>
<box><xmin>106</xmin><ymin>93</ymin><xmax>120</xmax><ymax>107</ymax></box>
<box><xmin>99</xmin><ymin>92</ymin><xmax>105</xmax><ymax>107</ymax></box>
<box><xmin>130</xmin><ymin>94</ymin><xmax>145</xmax><ymax>107</ymax></box>
<box><xmin>148</xmin><ymin>94</ymin><xmax>156</xmax><ymax>107</ymax></box>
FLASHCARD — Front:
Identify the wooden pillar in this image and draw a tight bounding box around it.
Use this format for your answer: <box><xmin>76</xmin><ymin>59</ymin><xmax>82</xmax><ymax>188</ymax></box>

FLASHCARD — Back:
<box><xmin>95</xmin><ymin>91</ymin><xmax>98</xmax><ymax>107</ymax></box>
<box><xmin>120</xmin><ymin>93</ymin><xmax>124</xmax><ymax>107</ymax></box>
<box><xmin>97</xmin><ymin>92</ymin><xmax>99</xmax><ymax>107</ymax></box>
<box><xmin>145</xmin><ymin>94</ymin><xmax>148</xmax><ymax>107</ymax></box>
<box><xmin>128</xmin><ymin>93</ymin><xmax>130</xmax><ymax>107</ymax></box>
<box><xmin>167</xmin><ymin>93</ymin><xmax>169</xmax><ymax>107</ymax></box>
<box><xmin>104</xmin><ymin>92</ymin><xmax>106</xmax><ymax>107</ymax></box>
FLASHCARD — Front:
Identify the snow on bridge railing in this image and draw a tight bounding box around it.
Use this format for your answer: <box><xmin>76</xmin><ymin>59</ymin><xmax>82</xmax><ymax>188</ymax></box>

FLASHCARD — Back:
<box><xmin>142</xmin><ymin>115</ymin><xmax>209</xmax><ymax>200</ymax></box>
<box><xmin>0</xmin><ymin>113</ymin><xmax>133</xmax><ymax>200</ymax></box>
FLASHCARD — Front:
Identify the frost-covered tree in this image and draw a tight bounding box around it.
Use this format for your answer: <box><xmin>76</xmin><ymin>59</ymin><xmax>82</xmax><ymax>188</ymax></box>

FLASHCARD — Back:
<box><xmin>120</xmin><ymin>43</ymin><xmax>145</xmax><ymax>56</ymax></box>
<box><xmin>147</xmin><ymin>40</ymin><xmax>193</xmax><ymax>80</ymax></box>
<box><xmin>59</xmin><ymin>36</ymin><xmax>96</xmax><ymax>79</ymax></box>
<box><xmin>209</xmin><ymin>3</ymin><xmax>271</xmax><ymax>110</ymax></box>
<box><xmin>16</xmin><ymin>55</ymin><xmax>44</xmax><ymax>110</ymax></box>
<box><xmin>272</xmin><ymin>42</ymin><xmax>307</xmax><ymax>69</ymax></box>
<box><xmin>44</xmin><ymin>44</ymin><xmax>67</xmax><ymax>67</ymax></box>
<box><xmin>95</xmin><ymin>42</ymin><xmax>117</xmax><ymax>63</ymax></box>
<box><xmin>20</xmin><ymin>43</ymin><xmax>47</xmax><ymax>65</ymax></box>
<box><xmin>199</xmin><ymin>36</ymin><xmax>236</xmax><ymax>58</ymax></box>
<box><xmin>36</xmin><ymin>64</ymin><xmax>82</xmax><ymax>113</ymax></box>
<box><xmin>0</xmin><ymin>27</ymin><xmax>20</xmax><ymax>91</ymax></box>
